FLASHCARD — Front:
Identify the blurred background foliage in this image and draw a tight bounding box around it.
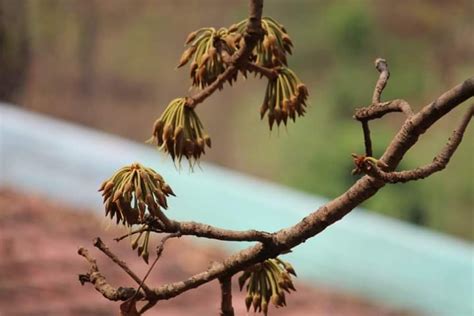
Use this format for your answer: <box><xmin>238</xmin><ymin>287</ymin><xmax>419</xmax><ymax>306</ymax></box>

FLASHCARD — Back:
<box><xmin>1</xmin><ymin>0</ymin><xmax>473</xmax><ymax>239</ymax></box>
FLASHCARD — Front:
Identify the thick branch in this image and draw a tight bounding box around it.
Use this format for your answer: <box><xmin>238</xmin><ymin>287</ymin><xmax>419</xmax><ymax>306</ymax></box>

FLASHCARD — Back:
<box><xmin>362</xmin><ymin>105</ymin><xmax>473</xmax><ymax>183</ymax></box>
<box><xmin>381</xmin><ymin>77</ymin><xmax>474</xmax><ymax>168</ymax></box>
<box><xmin>219</xmin><ymin>276</ymin><xmax>235</xmax><ymax>316</ymax></box>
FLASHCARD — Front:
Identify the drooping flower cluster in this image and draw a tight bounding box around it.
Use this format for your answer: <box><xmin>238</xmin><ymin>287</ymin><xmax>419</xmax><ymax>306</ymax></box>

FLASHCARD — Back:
<box><xmin>260</xmin><ymin>67</ymin><xmax>309</xmax><ymax>129</ymax></box>
<box><xmin>231</xmin><ymin>17</ymin><xmax>293</xmax><ymax>67</ymax></box>
<box><xmin>99</xmin><ymin>163</ymin><xmax>175</xmax><ymax>226</ymax></box>
<box><xmin>177</xmin><ymin>27</ymin><xmax>240</xmax><ymax>89</ymax></box>
<box><xmin>150</xmin><ymin>98</ymin><xmax>211</xmax><ymax>165</ymax></box>
<box><xmin>238</xmin><ymin>258</ymin><xmax>297</xmax><ymax>315</ymax></box>
<box><xmin>164</xmin><ymin>16</ymin><xmax>308</xmax><ymax>165</ymax></box>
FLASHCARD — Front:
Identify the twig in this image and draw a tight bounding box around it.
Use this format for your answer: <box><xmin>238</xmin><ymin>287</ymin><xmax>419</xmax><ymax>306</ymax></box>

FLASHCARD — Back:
<box><xmin>358</xmin><ymin>58</ymin><xmax>391</xmax><ymax>157</ymax></box>
<box><xmin>163</xmin><ymin>220</ymin><xmax>274</xmax><ymax>243</ymax></box>
<box><xmin>78</xmin><ymin>247</ymin><xmax>140</xmax><ymax>301</ymax></box>
<box><xmin>361</xmin><ymin>120</ymin><xmax>373</xmax><ymax>157</ymax></box>
<box><xmin>138</xmin><ymin>300</ymin><xmax>158</xmax><ymax>315</ymax></box>
<box><xmin>114</xmin><ymin>227</ymin><xmax>159</xmax><ymax>242</ymax></box>
<box><xmin>354</xmin><ymin>99</ymin><xmax>414</xmax><ymax>120</ymax></box>
<box><xmin>134</xmin><ymin>233</ymin><xmax>181</xmax><ymax>314</ymax></box>
<box><xmin>372</xmin><ymin>58</ymin><xmax>390</xmax><ymax>105</ymax></box>
<box><xmin>93</xmin><ymin>237</ymin><xmax>154</xmax><ymax>298</ymax></box>
<box><xmin>246</xmin><ymin>62</ymin><xmax>278</xmax><ymax>79</ymax></box>
<box><xmin>187</xmin><ymin>66</ymin><xmax>238</xmax><ymax>108</ymax></box>
<box><xmin>219</xmin><ymin>276</ymin><xmax>235</xmax><ymax>316</ymax></box>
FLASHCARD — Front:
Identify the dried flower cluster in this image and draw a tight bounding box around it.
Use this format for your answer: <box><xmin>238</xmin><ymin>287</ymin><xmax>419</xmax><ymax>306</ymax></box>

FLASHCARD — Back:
<box><xmin>238</xmin><ymin>258</ymin><xmax>297</xmax><ymax>315</ymax></box>
<box><xmin>232</xmin><ymin>17</ymin><xmax>293</xmax><ymax>67</ymax></box>
<box><xmin>177</xmin><ymin>27</ymin><xmax>240</xmax><ymax>89</ymax></box>
<box><xmin>99</xmin><ymin>163</ymin><xmax>175</xmax><ymax>226</ymax></box>
<box><xmin>260</xmin><ymin>67</ymin><xmax>309</xmax><ymax>129</ymax></box>
<box><xmin>150</xmin><ymin>98</ymin><xmax>211</xmax><ymax>166</ymax></box>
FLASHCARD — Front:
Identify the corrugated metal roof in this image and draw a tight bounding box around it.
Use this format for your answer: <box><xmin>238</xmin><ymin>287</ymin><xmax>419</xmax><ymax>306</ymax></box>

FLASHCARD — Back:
<box><xmin>1</xmin><ymin>103</ymin><xmax>472</xmax><ymax>315</ymax></box>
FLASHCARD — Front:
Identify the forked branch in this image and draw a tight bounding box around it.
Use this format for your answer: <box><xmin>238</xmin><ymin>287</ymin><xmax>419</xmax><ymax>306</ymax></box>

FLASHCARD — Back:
<box><xmin>360</xmin><ymin>105</ymin><xmax>473</xmax><ymax>183</ymax></box>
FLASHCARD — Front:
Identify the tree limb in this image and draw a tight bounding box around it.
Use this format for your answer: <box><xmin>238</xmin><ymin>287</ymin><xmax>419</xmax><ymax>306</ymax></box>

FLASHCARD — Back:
<box><xmin>146</xmin><ymin>74</ymin><xmax>474</xmax><ymax>302</ymax></box>
<box><xmin>79</xmin><ymin>69</ymin><xmax>473</xmax><ymax>306</ymax></box>
<box><xmin>77</xmin><ymin>0</ymin><xmax>474</xmax><ymax>310</ymax></box>
<box><xmin>360</xmin><ymin>105</ymin><xmax>473</xmax><ymax>183</ymax></box>
<box><xmin>381</xmin><ymin>76</ymin><xmax>473</xmax><ymax>168</ymax></box>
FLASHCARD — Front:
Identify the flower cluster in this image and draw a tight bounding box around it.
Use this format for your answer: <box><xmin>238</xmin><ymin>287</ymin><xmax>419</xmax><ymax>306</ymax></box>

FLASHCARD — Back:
<box><xmin>99</xmin><ymin>163</ymin><xmax>175</xmax><ymax>226</ymax></box>
<box><xmin>238</xmin><ymin>258</ymin><xmax>297</xmax><ymax>315</ymax></box>
<box><xmin>163</xmin><ymin>17</ymin><xmax>308</xmax><ymax>165</ymax></box>
<box><xmin>177</xmin><ymin>27</ymin><xmax>240</xmax><ymax>89</ymax></box>
<box><xmin>150</xmin><ymin>98</ymin><xmax>211</xmax><ymax>165</ymax></box>
<box><xmin>231</xmin><ymin>17</ymin><xmax>293</xmax><ymax>67</ymax></box>
<box><xmin>260</xmin><ymin>67</ymin><xmax>309</xmax><ymax>130</ymax></box>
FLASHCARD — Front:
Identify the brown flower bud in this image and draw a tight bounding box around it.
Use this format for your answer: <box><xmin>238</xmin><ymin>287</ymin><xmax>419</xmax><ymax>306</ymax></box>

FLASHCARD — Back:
<box><xmin>177</xmin><ymin>46</ymin><xmax>196</xmax><ymax>68</ymax></box>
<box><xmin>184</xmin><ymin>31</ymin><xmax>198</xmax><ymax>45</ymax></box>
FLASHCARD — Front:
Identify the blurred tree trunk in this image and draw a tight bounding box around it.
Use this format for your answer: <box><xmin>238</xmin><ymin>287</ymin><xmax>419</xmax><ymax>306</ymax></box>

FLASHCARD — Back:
<box><xmin>0</xmin><ymin>1</ymin><xmax>30</xmax><ymax>103</ymax></box>
<box><xmin>77</xmin><ymin>0</ymin><xmax>99</xmax><ymax>97</ymax></box>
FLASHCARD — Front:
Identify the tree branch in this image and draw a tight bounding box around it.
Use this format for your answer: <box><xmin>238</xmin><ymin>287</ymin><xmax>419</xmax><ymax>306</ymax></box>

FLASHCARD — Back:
<box><xmin>381</xmin><ymin>76</ymin><xmax>474</xmax><ymax>168</ymax></box>
<box><xmin>360</xmin><ymin>105</ymin><xmax>473</xmax><ymax>183</ymax></box>
<box><xmin>219</xmin><ymin>276</ymin><xmax>235</xmax><ymax>316</ymax></box>
<box><xmin>246</xmin><ymin>62</ymin><xmax>278</xmax><ymax>79</ymax></box>
<box><xmin>354</xmin><ymin>99</ymin><xmax>414</xmax><ymax>120</ymax></box>
<box><xmin>78</xmin><ymin>0</ymin><xmax>474</xmax><ymax>308</ymax></box>
<box><xmin>80</xmin><ymin>66</ymin><xmax>473</xmax><ymax>307</ymax></box>
<box><xmin>144</xmin><ymin>73</ymin><xmax>473</xmax><ymax>302</ymax></box>
<box><xmin>163</xmin><ymin>220</ymin><xmax>274</xmax><ymax>243</ymax></box>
